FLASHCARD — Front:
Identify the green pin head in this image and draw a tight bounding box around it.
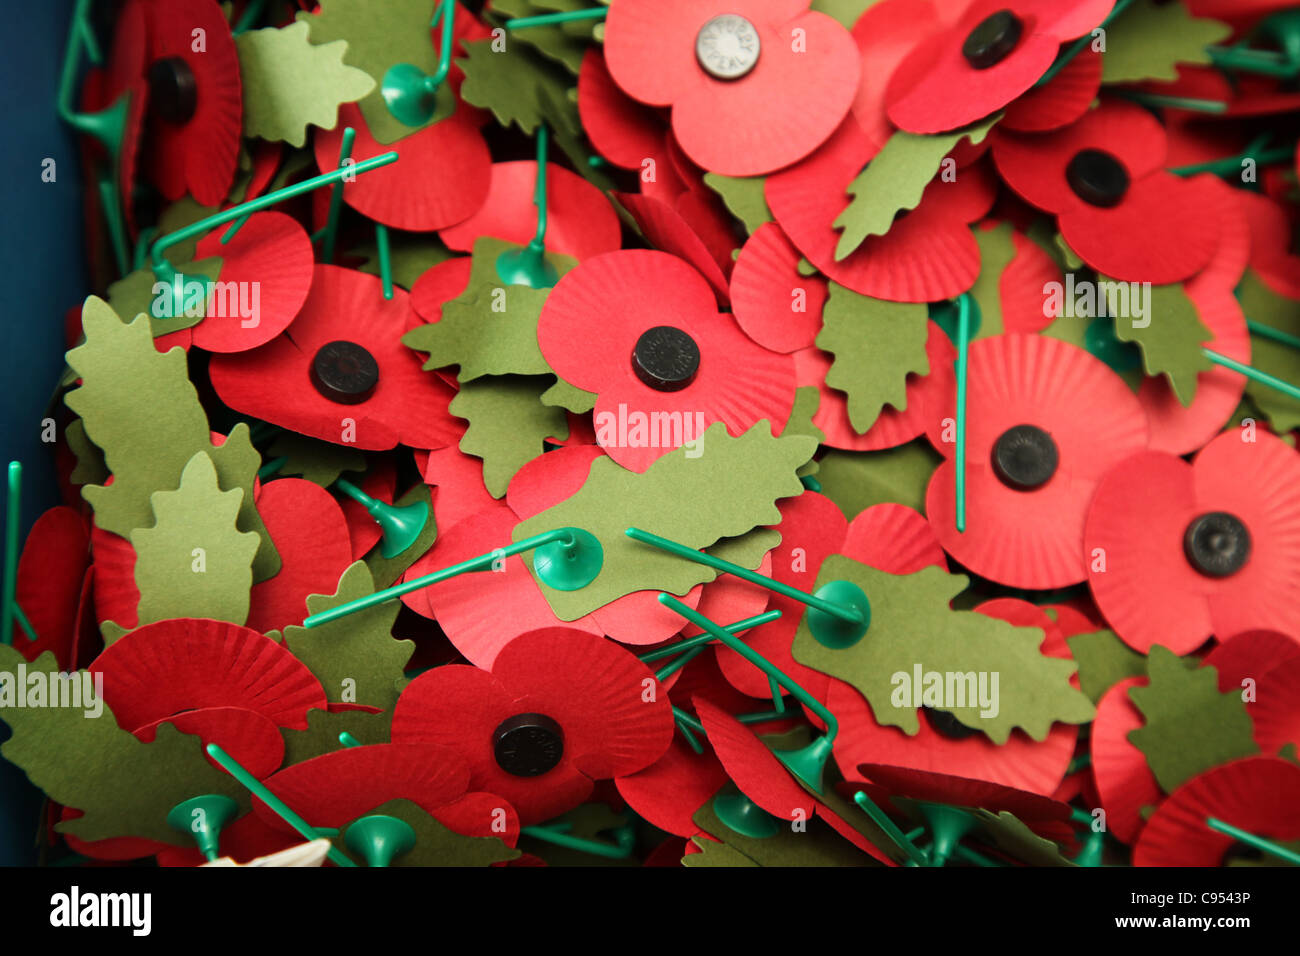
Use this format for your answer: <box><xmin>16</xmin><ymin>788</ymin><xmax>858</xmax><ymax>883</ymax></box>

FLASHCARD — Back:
<box><xmin>806</xmin><ymin>579</ymin><xmax>870</xmax><ymax>649</ymax></box>
<box><xmin>532</xmin><ymin>527</ymin><xmax>603</xmax><ymax>591</ymax></box>
<box><xmin>344</xmin><ymin>814</ymin><xmax>418</xmax><ymax>867</ymax></box>
<box><xmin>166</xmin><ymin>794</ymin><xmax>240</xmax><ymax>862</ymax></box>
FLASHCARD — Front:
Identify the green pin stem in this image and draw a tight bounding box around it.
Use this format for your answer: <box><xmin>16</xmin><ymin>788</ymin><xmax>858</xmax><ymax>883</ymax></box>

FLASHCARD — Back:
<box><xmin>13</xmin><ymin>602</ymin><xmax>37</xmax><ymax>644</ymax></box>
<box><xmin>658</xmin><ymin>594</ymin><xmax>838</xmax><ymax>792</ymax></box>
<box><xmin>638</xmin><ymin>609</ymin><xmax>782</xmax><ymax>665</ymax></box>
<box><xmin>338</xmin><ymin>732</ymin><xmax>362</xmax><ymax>748</ymax></box>
<box><xmin>233</xmin><ymin>0</ymin><xmax>269</xmax><ymax>35</ymax></box>
<box><xmin>1207</xmin><ymin>817</ymin><xmax>1300</xmax><ymax>865</ymax></box>
<box><xmin>380</xmin><ymin>0</ymin><xmax>456</xmax><ymax>128</ymax></box>
<box><xmin>375</xmin><ymin>223</ymin><xmax>395</xmax><ymax>300</ymax></box>
<box><xmin>495</xmin><ymin>126</ymin><xmax>559</xmax><ymax>288</ymax></box>
<box><xmin>671</xmin><ymin>705</ymin><xmax>705</xmax><ymax>754</ymax></box>
<box><xmin>1171</xmin><ymin>145</ymin><xmax>1294</xmax><ymax>178</ymax></box>
<box><xmin>1115</xmin><ymin>91</ymin><xmax>1227</xmax><ymax>115</ymax></box>
<box><xmin>954</xmin><ymin>292</ymin><xmax>971</xmax><ymax>534</ymax></box>
<box><xmin>1203</xmin><ymin>349</ymin><xmax>1300</xmax><ymax>403</ymax></box>
<box><xmin>504</xmin><ymin>7</ymin><xmax>609</xmax><ymax>30</ymax></box>
<box><xmin>320</xmin><ymin>127</ymin><xmax>356</xmax><ymax>264</ymax></box>
<box><xmin>520</xmin><ymin>817</ymin><xmax>636</xmax><ymax>859</ymax></box>
<box><xmin>2</xmin><ymin>462</ymin><xmax>21</xmax><ymax>647</ymax></box>
<box><xmin>651</xmin><ymin>610</ymin><xmax>783</xmax><ymax>683</ymax></box>
<box><xmin>1247</xmin><ymin>320</ymin><xmax>1300</xmax><ymax>351</ymax></box>
<box><xmin>205</xmin><ymin>743</ymin><xmax>356</xmax><ymax>867</ymax></box>
<box><xmin>332</xmin><ymin>477</ymin><xmax>428</xmax><ymax>558</ymax></box>
<box><xmin>301</xmin><ymin>526</ymin><xmax>600</xmax><ymax>628</ymax></box>
<box><xmin>852</xmin><ymin>790</ymin><xmax>930</xmax><ymax>866</ymax></box>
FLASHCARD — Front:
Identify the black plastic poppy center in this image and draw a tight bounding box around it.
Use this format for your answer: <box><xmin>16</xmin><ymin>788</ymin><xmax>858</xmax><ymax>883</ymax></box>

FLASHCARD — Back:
<box><xmin>310</xmin><ymin>341</ymin><xmax>380</xmax><ymax>405</ymax></box>
<box><xmin>923</xmin><ymin>707</ymin><xmax>979</xmax><ymax>741</ymax></box>
<box><xmin>632</xmin><ymin>326</ymin><xmax>700</xmax><ymax>392</ymax></box>
<box><xmin>147</xmin><ymin>56</ymin><xmax>198</xmax><ymax>125</ymax></box>
<box><xmin>492</xmin><ymin>713</ymin><xmax>564</xmax><ymax>777</ymax></box>
<box><xmin>991</xmin><ymin>424</ymin><xmax>1059</xmax><ymax>491</ymax></box>
<box><xmin>962</xmin><ymin>10</ymin><xmax>1024</xmax><ymax>70</ymax></box>
<box><xmin>1066</xmin><ymin>149</ymin><xmax>1131</xmax><ymax>208</ymax></box>
<box><xmin>1183</xmin><ymin>511</ymin><xmax>1252</xmax><ymax>579</ymax></box>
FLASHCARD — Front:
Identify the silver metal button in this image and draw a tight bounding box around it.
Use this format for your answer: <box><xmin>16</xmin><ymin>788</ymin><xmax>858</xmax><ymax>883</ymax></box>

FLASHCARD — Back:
<box><xmin>695</xmin><ymin>14</ymin><xmax>761</xmax><ymax>80</ymax></box>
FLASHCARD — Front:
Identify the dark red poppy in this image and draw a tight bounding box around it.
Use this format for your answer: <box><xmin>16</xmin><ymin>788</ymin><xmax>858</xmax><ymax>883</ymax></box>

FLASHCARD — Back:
<box><xmin>923</xmin><ymin>333</ymin><xmax>1149</xmax><ymax>589</ymax></box>
<box><xmin>10</xmin><ymin>507</ymin><xmax>90</xmax><ymax>670</ymax></box>
<box><xmin>766</xmin><ymin>120</ymin><xmax>999</xmax><ymax>302</ymax></box>
<box><xmin>1090</xmin><ymin>676</ymin><xmax>1162</xmax><ymax>845</ymax></box>
<box><xmin>1084</xmin><ymin>430</ymin><xmax>1300</xmax><ymax>654</ymax></box>
<box><xmin>336</xmin><ymin>457</ymin><xmax>396</xmax><ymax>560</ymax></box>
<box><xmin>537</xmin><ymin>250</ymin><xmax>796</xmax><ymax>471</ymax></box>
<box><xmin>1240</xmin><ymin>191</ymin><xmax>1300</xmax><ymax>300</ymax></box>
<box><xmin>1134</xmin><ymin>756</ymin><xmax>1300</xmax><ymax>866</ymax></box>
<box><xmin>92</xmin><ymin>0</ymin><xmax>149</xmax><ymax>235</ymax></box>
<box><xmin>209</xmin><ymin>265</ymin><xmax>461</xmax><ymax>451</ymax></box>
<box><xmin>604</xmin><ymin>0</ymin><xmax>860</xmax><ymax>176</ymax></box>
<box><xmin>859</xmin><ymin>762</ymin><xmax>1074</xmax><ymax>826</ymax></box>
<box><xmin>885</xmin><ymin>0</ymin><xmax>1114</xmax><ymax>134</ymax></box>
<box><xmin>991</xmin><ymin>99</ymin><xmax>1221</xmax><ymax>284</ymax></box>
<box><xmin>141</xmin><ymin>0</ymin><xmax>242</xmax><ymax>206</ymax></box>
<box><xmin>730</xmin><ymin>223</ymin><xmax>828</xmax><ymax>354</ymax></box>
<box><xmin>90</xmin><ymin>618</ymin><xmax>328</xmax><ymax>731</ymax></box>
<box><xmin>577</xmin><ymin>49</ymin><xmax>668</xmax><ymax>171</ymax></box>
<box><xmin>156</xmin><ymin>811</ymin><xmax>302</xmax><ymax>867</ymax></box>
<box><xmin>390</xmin><ymin>627</ymin><xmax>674</xmax><ymax>824</ymax></box>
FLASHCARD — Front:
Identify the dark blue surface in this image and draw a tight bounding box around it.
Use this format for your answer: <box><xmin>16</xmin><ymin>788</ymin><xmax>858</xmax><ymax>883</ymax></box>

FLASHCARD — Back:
<box><xmin>0</xmin><ymin>0</ymin><xmax>87</xmax><ymax>865</ymax></box>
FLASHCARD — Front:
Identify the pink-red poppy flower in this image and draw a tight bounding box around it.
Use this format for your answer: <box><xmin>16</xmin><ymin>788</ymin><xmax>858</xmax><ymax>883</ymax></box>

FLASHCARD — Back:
<box><xmin>209</xmin><ymin>265</ymin><xmax>461</xmax><ymax>451</ymax></box>
<box><xmin>991</xmin><ymin>99</ymin><xmax>1221</xmax><ymax>284</ymax></box>
<box><xmin>730</xmin><ymin>223</ymin><xmax>828</xmax><ymax>354</ymax></box>
<box><xmin>1084</xmin><ymin>430</ymin><xmax>1300</xmax><ymax>655</ymax></box>
<box><xmin>604</xmin><ymin>0</ymin><xmax>860</xmax><ymax>176</ymax></box>
<box><xmin>537</xmin><ymin>250</ymin><xmax>797</xmax><ymax>471</ymax></box>
<box><xmin>391</xmin><ymin>627</ymin><xmax>674</xmax><ymax>824</ymax></box>
<box><xmin>923</xmin><ymin>333</ymin><xmax>1149</xmax><ymax>589</ymax></box>
<box><xmin>767</xmin><ymin>119</ymin><xmax>999</xmax><ymax>302</ymax></box>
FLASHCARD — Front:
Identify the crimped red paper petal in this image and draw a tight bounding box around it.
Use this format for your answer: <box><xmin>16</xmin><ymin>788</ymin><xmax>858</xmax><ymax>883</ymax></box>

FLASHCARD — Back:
<box><xmin>996</xmin><ymin>226</ymin><xmax>1063</xmax><ymax>333</ymax></box>
<box><xmin>314</xmin><ymin>103</ymin><xmax>490</xmax><ymax>231</ymax></box>
<box><xmin>12</xmin><ymin>506</ymin><xmax>89</xmax><ymax>668</ymax></box>
<box><xmin>1202</xmin><ymin>629</ymin><xmax>1300</xmax><ymax>692</ymax></box>
<box><xmin>614</xmin><ymin>193</ymin><xmax>731</xmax><ymax>304</ymax></box>
<box><xmin>134</xmin><ymin>706</ymin><xmax>286</xmax><ymax>779</ymax></box>
<box><xmin>417</xmin><ymin>445</ymin><xmax>496</xmax><ymax>529</ymax></box>
<box><xmin>850</xmin><ymin>0</ymin><xmax>943</xmax><ymax>151</ymax></box>
<box><xmin>1240</xmin><ymin>191</ymin><xmax>1300</xmax><ymax>299</ymax></box>
<box><xmin>694</xmin><ymin>696</ymin><xmax>817</xmax><ymax>822</ymax></box>
<box><xmin>338</xmin><ymin>458</ymin><xmax>395</xmax><ymax>561</ymax></box>
<box><xmin>1134</xmin><ymin>757</ymin><xmax>1300</xmax><ymax>866</ymax></box>
<box><xmin>90</xmin><ymin>618</ymin><xmax>327</xmax><ymax>730</ymax></box>
<box><xmin>859</xmin><ymin>762</ymin><xmax>1073</xmax><ymax>821</ymax></box>
<box><xmin>616</xmin><ymin>736</ymin><xmax>729</xmax><ymax>838</ymax></box>
<box><xmin>730</xmin><ymin>223</ymin><xmax>827</xmax><ymax>353</ymax></box>
<box><xmin>577</xmin><ymin>50</ymin><xmax>666</xmax><ymax>170</ymax></box>
<box><xmin>1249</xmin><ymin>656</ymin><xmax>1300</xmax><ymax>757</ymax></box>
<box><xmin>1002</xmin><ymin>48</ymin><xmax>1102</xmax><ymax>133</ymax></box>
<box><xmin>440</xmin><ymin>161</ymin><xmax>621</xmax><ymax>261</ymax></box>
<box><xmin>843</xmin><ymin>502</ymin><xmax>947</xmax><ymax>574</ymax></box>
<box><xmin>1090</xmin><ymin>677</ymin><xmax>1161</xmax><ymax>845</ymax></box>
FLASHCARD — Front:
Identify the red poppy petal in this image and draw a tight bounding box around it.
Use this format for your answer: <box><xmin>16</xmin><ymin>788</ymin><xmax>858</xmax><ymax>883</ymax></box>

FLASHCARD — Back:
<box><xmin>315</xmin><ymin>103</ymin><xmax>490</xmax><ymax>231</ymax></box>
<box><xmin>410</xmin><ymin>257</ymin><xmax>473</xmax><ymax>325</ymax></box>
<box><xmin>190</xmin><ymin>211</ymin><xmax>314</xmax><ymax>353</ymax></box>
<box><xmin>1240</xmin><ymin>191</ymin><xmax>1300</xmax><ymax>299</ymax></box>
<box><xmin>1203</xmin><ymin>629</ymin><xmax>1300</xmax><ymax>692</ymax></box>
<box><xmin>843</xmin><ymin>503</ymin><xmax>946</xmax><ymax>574</ymax></box>
<box><xmin>590</xmin><ymin>586</ymin><xmax>704</xmax><ymax>648</ymax></box>
<box><xmin>1001</xmin><ymin>48</ymin><xmax>1102</xmax><ymax>133</ymax></box>
<box><xmin>245</xmin><ymin>478</ymin><xmax>354</xmax><ymax>634</ymax></box>
<box><xmin>1090</xmin><ymin>677</ymin><xmax>1161</xmax><ymax>845</ymax></box>
<box><xmin>603</xmin><ymin>0</ymin><xmax>711</xmax><ymax>106</ymax></box>
<box><xmin>12</xmin><ymin>507</ymin><xmax>89</xmax><ymax>668</ymax></box>
<box><xmin>134</xmin><ymin>706</ymin><xmax>286</xmax><ymax>780</ymax></box>
<box><xmin>859</xmin><ymin>762</ymin><xmax>1072</xmax><ymax>821</ymax></box>
<box><xmin>505</xmin><ymin>443</ymin><xmax>605</xmax><ymax>520</ymax></box>
<box><xmin>90</xmin><ymin>618</ymin><xmax>327</xmax><ymax>730</ymax></box>
<box><xmin>440</xmin><ymin>161</ymin><xmax>621</xmax><ymax>261</ymax></box>
<box><xmin>1250</xmin><ymin>656</ymin><xmax>1300</xmax><ymax>756</ymax></box>
<box><xmin>730</xmin><ymin>223</ymin><xmax>827</xmax><ymax>353</ymax></box>
<box><xmin>694</xmin><ymin>696</ymin><xmax>817</xmax><ymax>821</ymax></box>
<box><xmin>419</xmin><ymin>445</ymin><xmax>496</xmax><ymax>529</ymax></box>
<box><xmin>850</xmin><ymin>0</ymin><xmax>944</xmax><ymax>151</ymax></box>
<box><xmin>680</xmin><ymin>552</ymin><xmax>771</xmax><ymax>640</ymax></box>
<box><xmin>614</xmin><ymin>193</ymin><xmax>731</xmax><ymax>304</ymax></box>
<box><xmin>493</xmin><ymin>628</ymin><xmax>674</xmax><ymax>779</ymax></box>
<box><xmin>997</xmin><ymin>226</ymin><xmax>1062</xmax><ymax>333</ymax></box>
<box><xmin>339</xmin><ymin>458</ymin><xmax>396</xmax><ymax>561</ymax></box>
<box><xmin>1134</xmin><ymin>756</ymin><xmax>1300</xmax><ymax>866</ymax></box>
<box><xmin>578</xmin><ymin>49</ymin><xmax>667</xmax><ymax>170</ymax></box>
<box><xmin>615</xmin><ymin>736</ymin><xmax>730</xmax><ymax>838</ymax></box>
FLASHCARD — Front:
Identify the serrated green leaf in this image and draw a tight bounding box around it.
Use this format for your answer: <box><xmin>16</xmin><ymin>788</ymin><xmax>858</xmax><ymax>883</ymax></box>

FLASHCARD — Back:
<box><xmin>1109</xmin><ymin>279</ymin><xmax>1212</xmax><ymax>406</ymax></box>
<box><xmin>783</xmin><ymin>386</ymin><xmax>825</xmax><ymax>477</ymax></box>
<box><xmin>1100</xmin><ymin>0</ymin><xmax>1231</xmax><ymax>84</ymax></box>
<box><xmin>278</xmin><ymin>562</ymin><xmax>413</xmax><ymax>712</ymax></box>
<box><xmin>265</xmin><ymin>432</ymin><xmax>366</xmax><ymax>487</ymax></box>
<box><xmin>833</xmin><ymin>116</ymin><xmax>999</xmax><ymax>259</ymax></box>
<box><xmin>452</xmin><ymin>375</ymin><xmax>569</xmax><ymax>498</ymax></box>
<box><xmin>792</xmin><ymin>559</ymin><xmax>1095</xmax><ymax>743</ymax></box>
<box><xmin>401</xmin><ymin>237</ymin><xmax>577</xmax><ymax>381</ymax></box>
<box><xmin>237</xmin><ymin>21</ymin><xmax>375</xmax><ymax>147</ymax></box>
<box><xmin>1066</xmin><ymin>629</ymin><xmax>1149</xmax><ymax>703</ymax></box>
<box><xmin>515</xmin><ymin>421</ymin><xmax>815</xmax><ymax>620</ymax></box>
<box><xmin>0</xmin><ymin>646</ymin><xmax>249</xmax><ymax>846</ymax></box>
<box><xmin>66</xmin><ymin>418</ymin><xmax>108</xmax><ymax>487</ymax></box>
<box><xmin>810</xmin><ymin>0</ymin><xmax>885</xmax><ymax>28</ymax></box>
<box><xmin>968</xmin><ymin>222</ymin><xmax>1018</xmax><ymax>340</ymax></box>
<box><xmin>703</xmin><ymin>173</ymin><xmax>772</xmax><ymax>237</ymax></box>
<box><xmin>815</xmin><ymin>284</ymin><xmax>931</xmax><ymax>433</ymax></box>
<box><xmin>106</xmin><ymin>258</ymin><xmax>222</xmax><ymax>338</ymax></box>
<box><xmin>64</xmin><ymin>299</ymin><xmax>278</xmax><ymax>580</ymax></box>
<box><xmin>540</xmin><ymin>375</ymin><xmax>598</xmax><ymax>414</ymax></box>
<box><xmin>816</xmin><ymin>441</ymin><xmax>941</xmax><ymax>519</ymax></box>
<box><xmin>281</xmin><ymin>707</ymin><xmax>393</xmax><ymax>766</ymax></box>
<box><xmin>1236</xmin><ymin>268</ymin><xmax>1300</xmax><ymax>433</ymax></box>
<box><xmin>1127</xmin><ymin>646</ymin><xmax>1259</xmax><ymax>793</ymax></box>
<box><xmin>491</xmin><ymin>0</ymin><xmax>592</xmax><ymax>73</ymax></box>
<box><xmin>457</xmin><ymin>38</ymin><xmax>580</xmax><ymax>136</ymax></box>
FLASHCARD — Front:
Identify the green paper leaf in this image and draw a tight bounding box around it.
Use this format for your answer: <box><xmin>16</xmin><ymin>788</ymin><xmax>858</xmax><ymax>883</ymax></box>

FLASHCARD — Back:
<box><xmin>540</xmin><ymin>375</ymin><xmax>598</xmax><ymax>414</ymax></box>
<box><xmin>1127</xmin><ymin>646</ymin><xmax>1259</xmax><ymax>793</ymax></box>
<box><xmin>1100</xmin><ymin>0</ymin><xmax>1231</xmax><ymax>85</ymax></box>
<box><xmin>0</xmin><ymin>646</ymin><xmax>249</xmax><ymax>846</ymax></box>
<box><xmin>236</xmin><ymin>21</ymin><xmax>375</xmax><ymax>147</ymax></box>
<box><xmin>964</xmin><ymin>808</ymin><xmax>1077</xmax><ymax>867</ymax></box>
<box><xmin>106</xmin><ymin>258</ymin><xmax>222</xmax><ymax>338</ymax></box>
<box><xmin>452</xmin><ymin>375</ymin><xmax>569</xmax><ymax>498</ymax></box>
<box><xmin>784</xmin><ymin>386</ymin><xmax>825</xmax><ymax>477</ymax></box>
<box><xmin>66</xmin><ymin>418</ymin><xmax>108</xmax><ymax>487</ymax></box>
<box><xmin>457</xmin><ymin>38</ymin><xmax>580</xmax><ymax>136</ymax></box>
<box><xmin>815</xmin><ymin>284</ymin><xmax>931</xmax><ymax>433</ymax></box>
<box><xmin>968</xmin><ymin>222</ymin><xmax>1018</xmax><ymax>340</ymax></box>
<box><xmin>1236</xmin><ymin>269</ymin><xmax>1300</xmax><ymax>433</ymax></box>
<box><xmin>1107</xmin><ymin>279</ymin><xmax>1212</xmax><ymax>406</ymax></box>
<box><xmin>277</xmin><ymin>562</ymin><xmax>414</xmax><ymax>712</ymax></box>
<box><xmin>514</xmin><ymin>421</ymin><xmax>814</xmax><ymax>621</ymax></box>
<box><xmin>126</xmin><ymin>451</ymin><xmax>260</xmax><ymax>631</ymax></box>
<box><xmin>490</xmin><ymin>0</ymin><xmax>591</xmax><ymax>74</ymax></box>
<box><xmin>64</xmin><ymin>299</ymin><xmax>279</xmax><ymax>580</ymax></box>
<box><xmin>363</xmin><ymin>483</ymin><xmax>438</xmax><ymax>589</ymax></box>
<box><xmin>686</xmin><ymin>786</ymin><xmax>875</xmax><ymax>867</ymax></box>
<box><xmin>702</xmin><ymin>173</ymin><xmax>772</xmax><ymax>237</ymax></box>
<box><xmin>265</xmin><ymin>431</ymin><xmax>367</xmax><ymax>487</ymax></box>
<box><xmin>833</xmin><ymin>116</ymin><xmax>999</xmax><ymax>259</ymax></box>
<box><xmin>401</xmin><ymin>237</ymin><xmax>577</xmax><ymax>381</ymax></box>
<box><xmin>333</xmin><ymin>798</ymin><xmax>520</xmax><ymax>866</ymax></box>
<box><xmin>1066</xmin><ymin>629</ymin><xmax>1150</xmax><ymax>703</ymax></box>
<box><xmin>298</xmin><ymin>0</ymin><xmax>455</xmax><ymax>145</ymax></box>
<box><xmin>815</xmin><ymin>441</ymin><xmax>941</xmax><ymax>519</ymax></box>
<box><xmin>792</xmin><ymin>559</ymin><xmax>1095</xmax><ymax>743</ymax></box>
<box><xmin>810</xmin><ymin>0</ymin><xmax>885</xmax><ymax>28</ymax></box>
<box><xmin>350</xmin><ymin>232</ymin><xmax>455</xmax><ymax>291</ymax></box>
<box><xmin>281</xmin><ymin>707</ymin><xmax>392</xmax><ymax>766</ymax></box>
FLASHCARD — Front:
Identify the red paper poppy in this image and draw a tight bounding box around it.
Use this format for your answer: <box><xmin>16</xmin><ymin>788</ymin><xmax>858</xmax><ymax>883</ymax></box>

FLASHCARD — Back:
<box><xmin>1133</xmin><ymin>756</ymin><xmax>1300</xmax><ymax>866</ymax></box>
<box><xmin>885</xmin><ymin>0</ymin><xmax>1114</xmax><ymax>134</ymax></box>
<box><xmin>923</xmin><ymin>333</ymin><xmax>1149</xmax><ymax>589</ymax></box>
<box><xmin>209</xmin><ymin>265</ymin><xmax>461</xmax><ymax>451</ymax></box>
<box><xmin>1090</xmin><ymin>676</ymin><xmax>1162</xmax><ymax>845</ymax></box>
<box><xmin>537</xmin><ymin>250</ymin><xmax>796</xmax><ymax>471</ymax></box>
<box><xmin>95</xmin><ymin>0</ymin><xmax>149</xmax><ymax>236</ymax></box>
<box><xmin>336</xmin><ymin>458</ymin><xmax>396</xmax><ymax>561</ymax></box>
<box><xmin>767</xmin><ymin>119</ymin><xmax>998</xmax><ymax>302</ymax></box>
<box><xmin>254</xmin><ymin>743</ymin><xmax>520</xmax><ymax>848</ymax></box>
<box><xmin>141</xmin><ymin>0</ymin><xmax>241</xmax><ymax>206</ymax></box>
<box><xmin>391</xmin><ymin>628</ymin><xmax>674</xmax><ymax>824</ymax></box>
<box><xmin>577</xmin><ymin>49</ymin><xmax>667</xmax><ymax>171</ymax></box>
<box><xmin>830</xmin><ymin>600</ymin><xmax>1079</xmax><ymax>798</ymax></box>
<box><xmin>848</xmin><ymin>0</ymin><xmax>947</xmax><ymax>152</ymax></box>
<box><xmin>859</xmin><ymin>762</ymin><xmax>1073</xmax><ymax>824</ymax></box>
<box><xmin>1002</xmin><ymin>48</ymin><xmax>1102</xmax><ymax>133</ymax></box>
<box><xmin>991</xmin><ymin>100</ymin><xmax>1220</xmax><ymax>284</ymax></box>
<box><xmin>10</xmin><ymin>507</ymin><xmax>90</xmax><ymax>670</ymax></box>
<box><xmin>314</xmin><ymin>102</ymin><xmax>490</xmax><ymax>231</ymax></box>
<box><xmin>730</xmin><ymin>223</ymin><xmax>827</xmax><ymax>353</ymax></box>
<box><xmin>414</xmin><ymin>444</ymin><xmax>496</xmax><ymax>530</ymax></box>
<box><xmin>1240</xmin><ymin>191</ymin><xmax>1300</xmax><ymax>300</ymax></box>
<box><xmin>90</xmin><ymin>618</ymin><xmax>328</xmax><ymax>731</ymax></box>
<box><xmin>604</xmin><ymin>0</ymin><xmax>860</xmax><ymax>176</ymax></box>
<box><xmin>977</xmin><ymin>220</ymin><xmax>1065</xmax><ymax>334</ymax></box>
<box><xmin>793</xmin><ymin>322</ymin><xmax>956</xmax><ymax>452</ymax></box>
<box><xmin>439</xmin><ymin>161</ymin><xmax>621</xmax><ymax>261</ymax></box>
<box><xmin>614</xmin><ymin>192</ymin><xmax>734</xmax><ymax>306</ymax></box>
<box><xmin>1084</xmin><ymin>430</ymin><xmax>1300</xmax><ymax>655</ymax></box>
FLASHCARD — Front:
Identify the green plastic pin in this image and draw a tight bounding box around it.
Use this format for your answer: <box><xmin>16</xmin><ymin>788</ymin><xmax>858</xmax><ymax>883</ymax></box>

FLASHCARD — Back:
<box><xmin>495</xmin><ymin>126</ymin><xmax>559</xmax><ymax>289</ymax></box>
<box><xmin>381</xmin><ymin>0</ymin><xmax>457</xmax><ymax>128</ymax></box>
<box><xmin>166</xmin><ymin>794</ymin><xmax>240</xmax><ymax>862</ymax></box>
<box><xmin>2</xmin><ymin>462</ymin><xmax>20</xmax><ymax>647</ymax></box>
<box><xmin>334</xmin><ymin>478</ymin><xmax>429</xmax><ymax>559</ymax></box>
<box><xmin>344</xmin><ymin>815</ymin><xmax>417</xmax><ymax>867</ymax></box>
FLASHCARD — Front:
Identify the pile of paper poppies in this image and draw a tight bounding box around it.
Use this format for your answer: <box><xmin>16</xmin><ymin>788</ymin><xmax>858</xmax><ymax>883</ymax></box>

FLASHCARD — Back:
<box><xmin>5</xmin><ymin>0</ymin><xmax>1300</xmax><ymax>867</ymax></box>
